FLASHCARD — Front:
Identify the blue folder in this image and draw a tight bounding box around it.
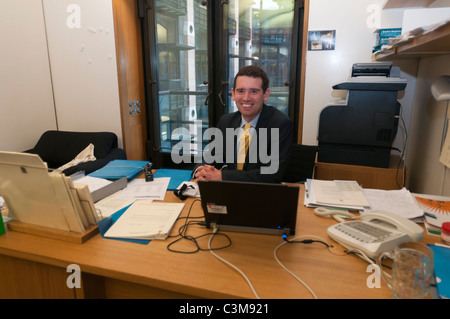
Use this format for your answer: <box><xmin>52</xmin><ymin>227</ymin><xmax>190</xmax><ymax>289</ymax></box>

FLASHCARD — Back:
<box><xmin>89</xmin><ymin>160</ymin><xmax>150</xmax><ymax>181</ymax></box>
<box><xmin>153</xmin><ymin>169</ymin><xmax>192</xmax><ymax>190</ymax></box>
<box><xmin>429</xmin><ymin>244</ymin><xmax>450</xmax><ymax>299</ymax></box>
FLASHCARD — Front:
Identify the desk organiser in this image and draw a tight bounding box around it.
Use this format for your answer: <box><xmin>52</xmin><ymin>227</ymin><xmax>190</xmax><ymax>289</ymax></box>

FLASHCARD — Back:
<box><xmin>7</xmin><ymin>220</ymin><xmax>98</xmax><ymax>244</ymax></box>
<box><xmin>0</xmin><ymin>152</ymin><xmax>101</xmax><ymax>244</ymax></box>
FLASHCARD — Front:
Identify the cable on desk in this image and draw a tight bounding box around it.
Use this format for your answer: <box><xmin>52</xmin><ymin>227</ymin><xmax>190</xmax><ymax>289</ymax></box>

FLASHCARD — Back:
<box><xmin>208</xmin><ymin>228</ymin><xmax>260</xmax><ymax>299</ymax></box>
<box><xmin>282</xmin><ymin>234</ymin><xmax>332</xmax><ymax>247</ymax></box>
<box><xmin>343</xmin><ymin>248</ymin><xmax>376</xmax><ymax>264</ymax></box>
<box><xmin>313</xmin><ymin>207</ymin><xmax>357</xmax><ymax>223</ymax></box>
<box><xmin>274</xmin><ymin>235</ymin><xmax>334</xmax><ymax>299</ymax></box>
<box><xmin>167</xmin><ymin>199</ymin><xmax>232</xmax><ymax>254</ymax></box>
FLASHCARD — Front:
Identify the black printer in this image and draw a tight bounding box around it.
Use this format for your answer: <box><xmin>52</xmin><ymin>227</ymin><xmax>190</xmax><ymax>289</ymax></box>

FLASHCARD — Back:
<box><xmin>317</xmin><ymin>62</ymin><xmax>407</xmax><ymax>168</ymax></box>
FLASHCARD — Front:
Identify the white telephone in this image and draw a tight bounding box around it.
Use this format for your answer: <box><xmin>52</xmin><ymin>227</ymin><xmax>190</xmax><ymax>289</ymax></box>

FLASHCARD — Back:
<box><xmin>327</xmin><ymin>210</ymin><xmax>424</xmax><ymax>260</ymax></box>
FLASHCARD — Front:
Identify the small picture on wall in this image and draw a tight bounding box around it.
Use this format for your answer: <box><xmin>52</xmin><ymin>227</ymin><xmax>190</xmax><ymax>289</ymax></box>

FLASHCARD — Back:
<box><xmin>308</xmin><ymin>30</ymin><xmax>336</xmax><ymax>51</ymax></box>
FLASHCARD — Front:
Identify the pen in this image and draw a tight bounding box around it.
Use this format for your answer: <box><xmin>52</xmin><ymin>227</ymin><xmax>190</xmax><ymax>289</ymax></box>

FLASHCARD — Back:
<box><xmin>424</xmin><ymin>212</ymin><xmax>437</xmax><ymax>219</ymax></box>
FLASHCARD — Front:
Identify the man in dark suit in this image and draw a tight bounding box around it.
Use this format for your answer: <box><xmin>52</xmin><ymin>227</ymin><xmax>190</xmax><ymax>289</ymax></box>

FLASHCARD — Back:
<box><xmin>194</xmin><ymin>66</ymin><xmax>293</xmax><ymax>183</ymax></box>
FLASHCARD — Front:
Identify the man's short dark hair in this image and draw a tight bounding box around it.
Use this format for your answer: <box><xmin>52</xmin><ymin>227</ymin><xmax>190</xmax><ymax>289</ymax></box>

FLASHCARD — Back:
<box><xmin>233</xmin><ymin>65</ymin><xmax>269</xmax><ymax>93</ymax></box>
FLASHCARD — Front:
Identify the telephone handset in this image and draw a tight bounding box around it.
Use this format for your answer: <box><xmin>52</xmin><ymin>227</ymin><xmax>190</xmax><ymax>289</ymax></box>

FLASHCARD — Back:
<box><xmin>327</xmin><ymin>210</ymin><xmax>424</xmax><ymax>260</ymax></box>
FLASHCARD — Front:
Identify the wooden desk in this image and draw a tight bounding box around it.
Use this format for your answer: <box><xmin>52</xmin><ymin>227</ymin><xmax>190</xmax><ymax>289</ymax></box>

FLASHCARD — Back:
<box><xmin>0</xmin><ymin>185</ymin><xmax>438</xmax><ymax>299</ymax></box>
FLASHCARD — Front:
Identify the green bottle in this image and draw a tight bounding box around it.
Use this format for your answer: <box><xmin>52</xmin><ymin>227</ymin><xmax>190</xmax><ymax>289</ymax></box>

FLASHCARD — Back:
<box><xmin>0</xmin><ymin>215</ymin><xmax>5</xmax><ymax>236</ymax></box>
<box><xmin>0</xmin><ymin>203</ymin><xmax>5</xmax><ymax>235</ymax></box>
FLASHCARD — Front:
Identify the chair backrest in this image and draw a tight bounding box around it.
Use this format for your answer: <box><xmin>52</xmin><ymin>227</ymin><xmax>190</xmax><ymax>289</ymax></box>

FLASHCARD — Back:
<box><xmin>31</xmin><ymin>130</ymin><xmax>118</xmax><ymax>167</ymax></box>
<box><xmin>282</xmin><ymin>144</ymin><xmax>318</xmax><ymax>183</ymax></box>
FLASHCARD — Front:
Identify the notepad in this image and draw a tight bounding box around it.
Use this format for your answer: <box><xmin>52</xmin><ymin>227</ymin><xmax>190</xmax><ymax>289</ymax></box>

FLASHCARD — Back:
<box><xmin>103</xmin><ymin>200</ymin><xmax>184</xmax><ymax>240</ymax></box>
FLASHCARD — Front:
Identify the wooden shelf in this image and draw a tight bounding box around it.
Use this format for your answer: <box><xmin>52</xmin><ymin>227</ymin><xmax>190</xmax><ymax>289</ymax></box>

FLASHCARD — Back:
<box><xmin>375</xmin><ymin>21</ymin><xmax>450</xmax><ymax>60</ymax></box>
<box><xmin>383</xmin><ymin>0</ymin><xmax>436</xmax><ymax>9</ymax></box>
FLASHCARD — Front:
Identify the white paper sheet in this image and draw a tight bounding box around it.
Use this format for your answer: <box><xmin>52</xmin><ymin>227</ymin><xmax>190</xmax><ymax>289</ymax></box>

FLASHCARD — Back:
<box><xmin>115</xmin><ymin>177</ymin><xmax>170</xmax><ymax>201</ymax></box>
<box><xmin>94</xmin><ymin>191</ymin><xmax>135</xmax><ymax>218</ymax></box>
<box><xmin>311</xmin><ymin>179</ymin><xmax>369</xmax><ymax>207</ymax></box>
<box><xmin>104</xmin><ymin>200</ymin><xmax>184</xmax><ymax>240</ymax></box>
<box><xmin>363</xmin><ymin>188</ymin><xmax>424</xmax><ymax>219</ymax></box>
<box><xmin>71</xmin><ymin>175</ymin><xmax>112</xmax><ymax>193</ymax></box>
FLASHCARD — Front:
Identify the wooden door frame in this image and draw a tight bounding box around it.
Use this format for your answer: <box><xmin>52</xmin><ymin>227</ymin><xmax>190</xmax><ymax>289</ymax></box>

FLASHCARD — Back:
<box><xmin>113</xmin><ymin>0</ymin><xmax>148</xmax><ymax>161</ymax></box>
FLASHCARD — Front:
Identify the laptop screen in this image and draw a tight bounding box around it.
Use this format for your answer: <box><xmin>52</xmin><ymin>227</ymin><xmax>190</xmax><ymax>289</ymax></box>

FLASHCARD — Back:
<box><xmin>198</xmin><ymin>180</ymin><xmax>299</xmax><ymax>235</ymax></box>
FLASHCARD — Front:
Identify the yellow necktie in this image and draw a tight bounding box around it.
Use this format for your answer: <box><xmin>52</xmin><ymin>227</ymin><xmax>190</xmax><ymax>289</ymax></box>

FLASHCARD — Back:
<box><xmin>237</xmin><ymin>123</ymin><xmax>251</xmax><ymax>170</ymax></box>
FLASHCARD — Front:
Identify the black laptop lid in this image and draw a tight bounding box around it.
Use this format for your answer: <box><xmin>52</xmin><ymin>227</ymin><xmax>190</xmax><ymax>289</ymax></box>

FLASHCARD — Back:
<box><xmin>198</xmin><ymin>180</ymin><xmax>299</xmax><ymax>235</ymax></box>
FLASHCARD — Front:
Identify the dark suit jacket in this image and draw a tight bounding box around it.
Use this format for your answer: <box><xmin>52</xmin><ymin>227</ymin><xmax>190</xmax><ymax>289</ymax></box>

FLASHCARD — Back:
<box><xmin>207</xmin><ymin>104</ymin><xmax>293</xmax><ymax>183</ymax></box>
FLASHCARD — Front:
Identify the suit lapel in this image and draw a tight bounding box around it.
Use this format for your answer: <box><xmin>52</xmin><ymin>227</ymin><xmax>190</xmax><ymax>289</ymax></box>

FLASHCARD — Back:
<box><xmin>255</xmin><ymin>104</ymin><xmax>270</xmax><ymax>129</ymax></box>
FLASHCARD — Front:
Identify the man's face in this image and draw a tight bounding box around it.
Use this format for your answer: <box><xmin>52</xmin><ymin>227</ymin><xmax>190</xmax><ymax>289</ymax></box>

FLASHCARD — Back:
<box><xmin>231</xmin><ymin>76</ymin><xmax>270</xmax><ymax>122</ymax></box>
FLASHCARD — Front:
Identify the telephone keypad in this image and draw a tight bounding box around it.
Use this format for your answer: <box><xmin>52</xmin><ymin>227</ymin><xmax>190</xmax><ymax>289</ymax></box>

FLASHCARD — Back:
<box><xmin>335</xmin><ymin>221</ymin><xmax>393</xmax><ymax>243</ymax></box>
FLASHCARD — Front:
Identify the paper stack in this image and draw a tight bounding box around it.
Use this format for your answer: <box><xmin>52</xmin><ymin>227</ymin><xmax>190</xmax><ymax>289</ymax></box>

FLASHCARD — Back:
<box><xmin>305</xmin><ymin>179</ymin><xmax>370</xmax><ymax>210</ymax></box>
<box><xmin>305</xmin><ymin>179</ymin><xmax>425</xmax><ymax>220</ymax></box>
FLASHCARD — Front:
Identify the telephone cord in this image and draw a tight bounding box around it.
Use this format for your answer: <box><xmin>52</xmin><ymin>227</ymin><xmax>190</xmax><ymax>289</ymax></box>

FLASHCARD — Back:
<box><xmin>274</xmin><ymin>235</ymin><xmax>333</xmax><ymax>299</ymax></box>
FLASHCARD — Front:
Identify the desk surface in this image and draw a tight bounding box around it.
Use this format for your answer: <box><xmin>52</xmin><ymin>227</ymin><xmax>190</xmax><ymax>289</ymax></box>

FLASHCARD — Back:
<box><xmin>0</xmin><ymin>184</ymin><xmax>439</xmax><ymax>299</ymax></box>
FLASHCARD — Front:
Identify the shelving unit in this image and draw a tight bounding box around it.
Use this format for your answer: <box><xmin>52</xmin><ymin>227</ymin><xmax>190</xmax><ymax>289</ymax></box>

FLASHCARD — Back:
<box><xmin>383</xmin><ymin>0</ymin><xmax>437</xmax><ymax>8</ymax></box>
<box><xmin>375</xmin><ymin>21</ymin><xmax>450</xmax><ymax>60</ymax></box>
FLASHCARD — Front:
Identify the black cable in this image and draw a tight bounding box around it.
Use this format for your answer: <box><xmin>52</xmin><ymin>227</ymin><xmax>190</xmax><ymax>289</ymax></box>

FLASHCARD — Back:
<box><xmin>166</xmin><ymin>199</ymin><xmax>232</xmax><ymax>253</ymax></box>
<box><xmin>282</xmin><ymin>234</ymin><xmax>332</xmax><ymax>248</ymax></box>
<box><xmin>395</xmin><ymin>108</ymin><xmax>408</xmax><ymax>189</ymax></box>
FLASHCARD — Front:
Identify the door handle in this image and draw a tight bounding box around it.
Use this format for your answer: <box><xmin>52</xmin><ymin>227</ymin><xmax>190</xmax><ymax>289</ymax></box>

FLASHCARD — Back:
<box><xmin>205</xmin><ymin>92</ymin><xmax>211</xmax><ymax>105</ymax></box>
<box><xmin>218</xmin><ymin>81</ymin><xmax>229</xmax><ymax>107</ymax></box>
<box><xmin>218</xmin><ymin>91</ymin><xmax>224</xmax><ymax>107</ymax></box>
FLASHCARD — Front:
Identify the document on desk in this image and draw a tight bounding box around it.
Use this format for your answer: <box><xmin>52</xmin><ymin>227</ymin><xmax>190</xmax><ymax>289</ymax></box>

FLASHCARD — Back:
<box><xmin>310</xmin><ymin>179</ymin><xmax>370</xmax><ymax>208</ymax></box>
<box><xmin>103</xmin><ymin>200</ymin><xmax>184</xmax><ymax>240</ymax></box>
<box><xmin>94</xmin><ymin>191</ymin><xmax>135</xmax><ymax>218</ymax></box>
<box><xmin>115</xmin><ymin>177</ymin><xmax>170</xmax><ymax>201</ymax></box>
<box><xmin>363</xmin><ymin>188</ymin><xmax>424</xmax><ymax>219</ymax></box>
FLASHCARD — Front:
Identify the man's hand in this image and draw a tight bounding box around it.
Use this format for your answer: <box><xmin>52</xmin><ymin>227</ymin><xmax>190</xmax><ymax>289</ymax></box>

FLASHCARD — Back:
<box><xmin>194</xmin><ymin>165</ymin><xmax>223</xmax><ymax>181</ymax></box>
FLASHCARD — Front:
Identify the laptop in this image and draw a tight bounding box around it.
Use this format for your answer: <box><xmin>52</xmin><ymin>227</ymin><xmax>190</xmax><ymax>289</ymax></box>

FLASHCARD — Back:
<box><xmin>198</xmin><ymin>180</ymin><xmax>299</xmax><ymax>235</ymax></box>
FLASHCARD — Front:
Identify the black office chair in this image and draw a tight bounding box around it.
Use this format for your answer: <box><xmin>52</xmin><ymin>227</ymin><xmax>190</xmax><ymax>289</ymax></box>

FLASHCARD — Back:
<box><xmin>282</xmin><ymin>144</ymin><xmax>318</xmax><ymax>183</ymax></box>
<box><xmin>25</xmin><ymin>130</ymin><xmax>127</xmax><ymax>176</ymax></box>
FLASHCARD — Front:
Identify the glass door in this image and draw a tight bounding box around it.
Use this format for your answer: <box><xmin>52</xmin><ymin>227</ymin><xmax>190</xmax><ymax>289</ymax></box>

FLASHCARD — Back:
<box><xmin>224</xmin><ymin>0</ymin><xmax>297</xmax><ymax>116</ymax></box>
<box><xmin>140</xmin><ymin>0</ymin><xmax>303</xmax><ymax>167</ymax></box>
<box><xmin>156</xmin><ymin>0</ymin><xmax>209</xmax><ymax>156</ymax></box>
